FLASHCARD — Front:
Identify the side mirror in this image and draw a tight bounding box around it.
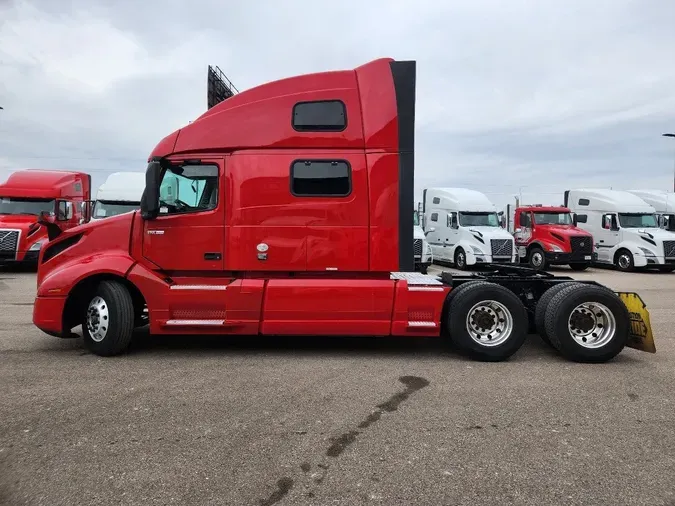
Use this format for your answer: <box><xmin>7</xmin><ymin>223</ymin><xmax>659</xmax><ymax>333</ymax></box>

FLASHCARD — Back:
<box><xmin>140</xmin><ymin>160</ymin><xmax>163</xmax><ymax>220</ymax></box>
<box><xmin>38</xmin><ymin>211</ymin><xmax>63</xmax><ymax>241</ymax></box>
<box><xmin>56</xmin><ymin>200</ymin><xmax>73</xmax><ymax>221</ymax></box>
<box><xmin>499</xmin><ymin>216</ymin><xmax>506</xmax><ymax>228</ymax></box>
<box><xmin>514</xmin><ymin>227</ymin><xmax>522</xmax><ymax>234</ymax></box>
<box><xmin>572</xmin><ymin>214</ymin><xmax>578</xmax><ymax>227</ymax></box>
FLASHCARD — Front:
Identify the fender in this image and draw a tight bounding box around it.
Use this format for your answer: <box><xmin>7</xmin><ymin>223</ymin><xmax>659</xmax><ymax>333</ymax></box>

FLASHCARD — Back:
<box><xmin>37</xmin><ymin>254</ymin><xmax>137</xmax><ymax>297</ymax></box>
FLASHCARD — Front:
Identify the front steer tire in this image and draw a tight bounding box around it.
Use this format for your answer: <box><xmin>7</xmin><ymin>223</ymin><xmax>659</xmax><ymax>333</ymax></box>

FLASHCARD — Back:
<box><xmin>445</xmin><ymin>282</ymin><xmax>528</xmax><ymax>362</ymax></box>
<box><xmin>81</xmin><ymin>280</ymin><xmax>135</xmax><ymax>357</ymax></box>
<box><xmin>543</xmin><ymin>284</ymin><xmax>629</xmax><ymax>363</ymax></box>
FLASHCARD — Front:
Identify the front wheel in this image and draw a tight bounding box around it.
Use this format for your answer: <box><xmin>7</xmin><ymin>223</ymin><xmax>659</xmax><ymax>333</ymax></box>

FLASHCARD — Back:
<box><xmin>444</xmin><ymin>282</ymin><xmax>528</xmax><ymax>361</ymax></box>
<box><xmin>419</xmin><ymin>264</ymin><xmax>428</xmax><ymax>275</ymax></box>
<box><xmin>82</xmin><ymin>280</ymin><xmax>135</xmax><ymax>356</ymax></box>
<box><xmin>528</xmin><ymin>246</ymin><xmax>547</xmax><ymax>271</ymax></box>
<box><xmin>614</xmin><ymin>249</ymin><xmax>634</xmax><ymax>272</ymax></box>
<box><xmin>454</xmin><ymin>248</ymin><xmax>467</xmax><ymax>270</ymax></box>
<box><xmin>568</xmin><ymin>263</ymin><xmax>589</xmax><ymax>271</ymax></box>
<box><xmin>543</xmin><ymin>284</ymin><xmax>629</xmax><ymax>363</ymax></box>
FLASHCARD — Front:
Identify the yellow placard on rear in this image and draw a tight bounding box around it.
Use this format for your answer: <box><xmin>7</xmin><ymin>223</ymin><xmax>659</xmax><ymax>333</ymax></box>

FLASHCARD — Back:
<box><xmin>617</xmin><ymin>292</ymin><xmax>656</xmax><ymax>353</ymax></box>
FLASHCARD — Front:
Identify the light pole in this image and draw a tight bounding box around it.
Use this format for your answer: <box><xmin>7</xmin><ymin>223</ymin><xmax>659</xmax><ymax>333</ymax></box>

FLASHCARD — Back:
<box><xmin>663</xmin><ymin>133</ymin><xmax>675</xmax><ymax>192</ymax></box>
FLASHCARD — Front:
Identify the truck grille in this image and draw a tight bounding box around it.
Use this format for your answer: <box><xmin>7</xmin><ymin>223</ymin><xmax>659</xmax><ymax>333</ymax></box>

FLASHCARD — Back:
<box><xmin>413</xmin><ymin>239</ymin><xmax>423</xmax><ymax>257</ymax></box>
<box><xmin>664</xmin><ymin>240</ymin><xmax>675</xmax><ymax>259</ymax></box>
<box><xmin>0</xmin><ymin>229</ymin><xmax>20</xmax><ymax>260</ymax></box>
<box><xmin>490</xmin><ymin>239</ymin><xmax>513</xmax><ymax>258</ymax></box>
<box><xmin>570</xmin><ymin>236</ymin><xmax>593</xmax><ymax>255</ymax></box>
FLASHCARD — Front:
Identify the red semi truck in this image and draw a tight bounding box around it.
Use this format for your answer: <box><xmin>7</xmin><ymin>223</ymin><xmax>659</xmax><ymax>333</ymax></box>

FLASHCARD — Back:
<box><xmin>507</xmin><ymin>204</ymin><xmax>596</xmax><ymax>271</ymax></box>
<box><xmin>32</xmin><ymin>58</ymin><xmax>655</xmax><ymax>363</ymax></box>
<box><xmin>0</xmin><ymin>170</ymin><xmax>91</xmax><ymax>266</ymax></box>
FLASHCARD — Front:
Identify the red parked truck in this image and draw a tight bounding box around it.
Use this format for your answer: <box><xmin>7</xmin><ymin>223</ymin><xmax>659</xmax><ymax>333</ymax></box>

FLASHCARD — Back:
<box><xmin>0</xmin><ymin>170</ymin><xmax>91</xmax><ymax>266</ymax></box>
<box><xmin>32</xmin><ymin>58</ymin><xmax>655</xmax><ymax>363</ymax></box>
<box><xmin>507</xmin><ymin>204</ymin><xmax>596</xmax><ymax>271</ymax></box>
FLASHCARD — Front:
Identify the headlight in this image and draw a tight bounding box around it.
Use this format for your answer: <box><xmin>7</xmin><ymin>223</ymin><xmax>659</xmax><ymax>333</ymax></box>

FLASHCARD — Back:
<box><xmin>638</xmin><ymin>247</ymin><xmax>655</xmax><ymax>257</ymax></box>
<box><xmin>548</xmin><ymin>243</ymin><xmax>564</xmax><ymax>252</ymax></box>
<box><xmin>29</xmin><ymin>241</ymin><xmax>43</xmax><ymax>251</ymax></box>
<box><xmin>470</xmin><ymin>245</ymin><xmax>484</xmax><ymax>255</ymax></box>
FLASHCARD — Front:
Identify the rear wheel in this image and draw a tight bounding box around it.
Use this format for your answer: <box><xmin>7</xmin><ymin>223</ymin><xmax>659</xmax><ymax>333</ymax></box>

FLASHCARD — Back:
<box><xmin>444</xmin><ymin>282</ymin><xmax>528</xmax><ymax>361</ymax></box>
<box><xmin>534</xmin><ymin>282</ymin><xmax>583</xmax><ymax>346</ymax></box>
<box><xmin>82</xmin><ymin>280</ymin><xmax>135</xmax><ymax>357</ymax></box>
<box><xmin>544</xmin><ymin>284</ymin><xmax>629</xmax><ymax>362</ymax></box>
<box><xmin>569</xmin><ymin>263</ymin><xmax>589</xmax><ymax>271</ymax></box>
<box><xmin>528</xmin><ymin>246</ymin><xmax>547</xmax><ymax>271</ymax></box>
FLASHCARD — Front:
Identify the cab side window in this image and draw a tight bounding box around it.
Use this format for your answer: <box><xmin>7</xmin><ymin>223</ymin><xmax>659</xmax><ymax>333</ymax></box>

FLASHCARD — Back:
<box><xmin>158</xmin><ymin>164</ymin><xmax>219</xmax><ymax>215</ymax></box>
<box><xmin>519</xmin><ymin>212</ymin><xmax>531</xmax><ymax>228</ymax></box>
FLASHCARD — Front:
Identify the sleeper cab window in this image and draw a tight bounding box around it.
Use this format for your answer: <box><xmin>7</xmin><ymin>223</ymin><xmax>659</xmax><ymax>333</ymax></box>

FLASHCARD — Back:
<box><xmin>430</xmin><ymin>212</ymin><xmax>438</xmax><ymax>222</ymax></box>
<box><xmin>432</xmin><ymin>197</ymin><xmax>440</xmax><ymax>204</ymax></box>
<box><xmin>291</xmin><ymin>160</ymin><xmax>351</xmax><ymax>197</ymax></box>
<box><xmin>159</xmin><ymin>164</ymin><xmax>219</xmax><ymax>214</ymax></box>
<box><xmin>578</xmin><ymin>198</ymin><xmax>590</xmax><ymax>206</ymax></box>
<box><xmin>575</xmin><ymin>214</ymin><xmax>588</xmax><ymax>223</ymax></box>
<box><xmin>292</xmin><ymin>100</ymin><xmax>346</xmax><ymax>132</ymax></box>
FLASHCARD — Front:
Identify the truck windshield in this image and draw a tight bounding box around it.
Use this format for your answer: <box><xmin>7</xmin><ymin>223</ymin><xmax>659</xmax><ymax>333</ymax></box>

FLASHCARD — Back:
<box><xmin>618</xmin><ymin>213</ymin><xmax>658</xmax><ymax>228</ymax></box>
<box><xmin>533</xmin><ymin>212</ymin><xmax>573</xmax><ymax>225</ymax></box>
<box><xmin>93</xmin><ymin>200</ymin><xmax>140</xmax><ymax>219</ymax></box>
<box><xmin>459</xmin><ymin>212</ymin><xmax>499</xmax><ymax>227</ymax></box>
<box><xmin>413</xmin><ymin>211</ymin><xmax>419</xmax><ymax>226</ymax></box>
<box><xmin>0</xmin><ymin>197</ymin><xmax>55</xmax><ymax>216</ymax></box>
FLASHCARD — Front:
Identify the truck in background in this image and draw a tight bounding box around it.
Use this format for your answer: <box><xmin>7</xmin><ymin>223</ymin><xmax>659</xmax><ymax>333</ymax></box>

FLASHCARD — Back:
<box><xmin>566</xmin><ymin>189</ymin><xmax>675</xmax><ymax>272</ymax></box>
<box><xmin>0</xmin><ymin>170</ymin><xmax>91</xmax><ymax>266</ymax></box>
<box><xmin>413</xmin><ymin>207</ymin><xmax>433</xmax><ymax>274</ymax></box>
<box><xmin>505</xmin><ymin>204</ymin><xmax>595</xmax><ymax>271</ymax></box>
<box><xmin>626</xmin><ymin>190</ymin><xmax>675</xmax><ymax>232</ymax></box>
<box><xmin>91</xmin><ymin>172</ymin><xmax>146</xmax><ymax>221</ymax></box>
<box><xmin>422</xmin><ymin>188</ymin><xmax>516</xmax><ymax>270</ymax></box>
<box><xmin>31</xmin><ymin>58</ymin><xmax>656</xmax><ymax>364</ymax></box>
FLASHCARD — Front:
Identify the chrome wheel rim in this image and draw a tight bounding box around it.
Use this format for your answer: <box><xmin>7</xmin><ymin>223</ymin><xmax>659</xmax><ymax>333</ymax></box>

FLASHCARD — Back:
<box><xmin>457</xmin><ymin>252</ymin><xmax>465</xmax><ymax>268</ymax></box>
<box><xmin>465</xmin><ymin>300</ymin><xmax>514</xmax><ymax>347</ymax></box>
<box><xmin>531</xmin><ymin>251</ymin><xmax>543</xmax><ymax>267</ymax></box>
<box><xmin>567</xmin><ymin>302</ymin><xmax>616</xmax><ymax>349</ymax></box>
<box><xmin>86</xmin><ymin>296</ymin><xmax>109</xmax><ymax>343</ymax></box>
<box><xmin>618</xmin><ymin>254</ymin><xmax>631</xmax><ymax>270</ymax></box>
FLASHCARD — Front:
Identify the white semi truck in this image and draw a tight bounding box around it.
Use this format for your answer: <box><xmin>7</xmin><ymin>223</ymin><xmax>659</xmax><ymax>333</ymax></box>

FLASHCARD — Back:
<box><xmin>91</xmin><ymin>172</ymin><xmax>146</xmax><ymax>221</ymax></box>
<box><xmin>413</xmin><ymin>208</ymin><xmax>433</xmax><ymax>274</ymax></box>
<box><xmin>626</xmin><ymin>190</ymin><xmax>675</xmax><ymax>232</ymax></box>
<box><xmin>565</xmin><ymin>188</ymin><xmax>675</xmax><ymax>272</ymax></box>
<box><xmin>421</xmin><ymin>188</ymin><xmax>516</xmax><ymax>270</ymax></box>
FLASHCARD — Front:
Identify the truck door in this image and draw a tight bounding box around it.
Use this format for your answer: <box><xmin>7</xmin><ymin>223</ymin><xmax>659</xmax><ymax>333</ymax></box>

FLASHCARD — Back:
<box><xmin>514</xmin><ymin>211</ymin><xmax>532</xmax><ymax>260</ymax></box>
<box><xmin>595</xmin><ymin>212</ymin><xmax>619</xmax><ymax>262</ymax></box>
<box><xmin>142</xmin><ymin>160</ymin><xmax>224</xmax><ymax>271</ymax></box>
<box><xmin>447</xmin><ymin>212</ymin><xmax>460</xmax><ymax>256</ymax></box>
<box><xmin>425</xmin><ymin>211</ymin><xmax>446</xmax><ymax>260</ymax></box>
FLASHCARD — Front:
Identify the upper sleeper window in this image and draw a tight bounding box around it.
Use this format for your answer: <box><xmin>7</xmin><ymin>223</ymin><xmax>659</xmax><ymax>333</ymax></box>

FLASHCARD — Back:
<box><xmin>292</xmin><ymin>100</ymin><xmax>346</xmax><ymax>132</ymax></box>
<box><xmin>432</xmin><ymin>197</ymin><xmax>440</xmax><ymax>204</ymax></box>
<box><xmin>578</xmin><ymin>198</ymin><xmax>590</xmax><ymax>206</ymax></box>
<box><xmin>291</xmin><ymin>160</ymin><xmax>351</xmax><ymax>197</ymax></box>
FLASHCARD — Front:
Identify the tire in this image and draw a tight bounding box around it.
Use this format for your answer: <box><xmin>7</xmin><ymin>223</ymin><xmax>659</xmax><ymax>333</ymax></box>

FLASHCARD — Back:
<box><xmin>419</xmin><ymin>265</ymin><xmax>428</xmax><ymax>275</ymax></box>
<box><xmin>444</xmin><ymin>282</ymin><xmax>528</xmax><ymax>361</ymax></box>
<box><xmin>569</xmin><ymin>263</ymin><xmax>589</xmax><ymax>271</ymax></box>
<box><xmin>657</xmin><ymin>266</ymin><xmax>675</xmax><ymax>273</ymax></box>
<box><xmin>528</xmin><ymin>246</ymin><xmax>547</xmax><ymax>271</ymax></box>
<box><xmin>543</xmin><ymin>284</ymin><xmax>629</xmax><ymax>363</ymax></box>
<box><xmin>614</xmin><ymin>249</ymin><xmax>634</xmax><ymax>272</ymax></box>
<box><xmin>534</xmin><ymin>282</ymin><xmax>584</xmax><ymax>346</ymax></box>
<box><xmin>81</xmin><ymin>280</ymin><xmax>135</xmax><ymax>356</ymax></box>
<box><xmin>454</xmin><ymin>248</ymin><xmax>467</xmax><ymax>270</ymax></box>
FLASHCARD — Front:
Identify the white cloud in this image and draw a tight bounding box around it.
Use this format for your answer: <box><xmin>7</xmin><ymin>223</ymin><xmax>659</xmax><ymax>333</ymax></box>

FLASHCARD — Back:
<box><xmin>1</xmin><ymin>0</ymin><xmax>674</xmax><ymax>207</ymax></box>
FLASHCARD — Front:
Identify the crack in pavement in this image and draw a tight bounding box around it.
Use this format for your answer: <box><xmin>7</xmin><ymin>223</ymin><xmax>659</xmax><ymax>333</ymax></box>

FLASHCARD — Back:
<box><xmin>256</xmin><ymin>375</ymin><xmax>430</xmax><ymax>505</ymax></box>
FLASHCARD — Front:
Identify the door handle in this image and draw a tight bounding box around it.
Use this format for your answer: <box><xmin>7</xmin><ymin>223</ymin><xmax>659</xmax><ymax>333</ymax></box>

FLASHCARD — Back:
<box><xmin>204</xmin><ymin>252</ymin><xmax>222</xmax><ymax>260</ymax></box>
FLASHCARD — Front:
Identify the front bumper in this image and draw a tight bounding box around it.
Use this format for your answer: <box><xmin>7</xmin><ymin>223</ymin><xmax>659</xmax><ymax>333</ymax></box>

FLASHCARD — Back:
<box><xmin>33</xmin><ymin>295</ymin><xmax>67</xmax><ymax>337</ymax></box>
<box><xmin>0</xmin><ymin>250</ymin><xmax>40</xmax><ymax>266</ymax></box>
<box><xmin>545</xmin><ymin>251</ymin><xmax>597</xmax><ymax>264</ymax></box>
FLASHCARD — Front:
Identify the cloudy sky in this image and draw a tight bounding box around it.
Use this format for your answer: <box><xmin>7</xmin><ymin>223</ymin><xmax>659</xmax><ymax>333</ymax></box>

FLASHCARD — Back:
<box><xmin>1</xmin><ymin>0</ymin><xmax>675</xmax><ymax>209</ymax></box>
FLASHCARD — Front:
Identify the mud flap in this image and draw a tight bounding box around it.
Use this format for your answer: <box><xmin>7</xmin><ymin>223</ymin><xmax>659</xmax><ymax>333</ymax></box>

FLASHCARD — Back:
<box><xmin>617</xmin><ymin>292</ymin><xmax>656</xmax><ymax>353</ymax></box>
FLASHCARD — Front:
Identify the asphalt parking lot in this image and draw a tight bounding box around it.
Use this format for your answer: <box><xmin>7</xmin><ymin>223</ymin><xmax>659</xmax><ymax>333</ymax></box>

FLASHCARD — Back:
<box><xmin>1</xmin><ymin>266</ymin><xmax>674</xmax><ymax>506</ymax></box>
